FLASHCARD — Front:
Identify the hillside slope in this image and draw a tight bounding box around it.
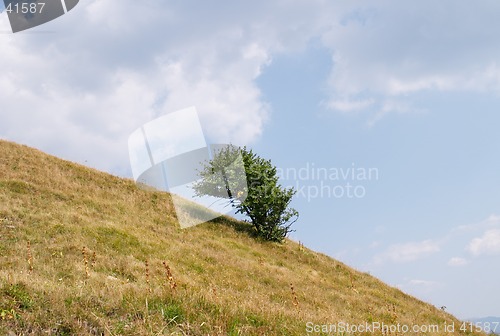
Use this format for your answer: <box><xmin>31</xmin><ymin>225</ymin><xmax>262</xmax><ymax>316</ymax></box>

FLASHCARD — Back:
<box><xmin>0</xmin><ymin>140</ymin><xmax>481</xmax><ymax>335</ymax></box>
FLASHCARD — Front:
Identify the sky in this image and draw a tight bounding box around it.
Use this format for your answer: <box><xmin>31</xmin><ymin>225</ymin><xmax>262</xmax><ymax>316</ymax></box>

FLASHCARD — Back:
<box><xmin>1</xmin><ymin>0</ymin><xmax>500</xmax><ymax>320</ymax></box>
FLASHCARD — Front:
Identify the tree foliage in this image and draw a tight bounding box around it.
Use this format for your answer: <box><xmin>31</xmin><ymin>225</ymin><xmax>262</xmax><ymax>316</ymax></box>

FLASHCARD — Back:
<box><xmin>193</xmin><ymin>145</ymin><xmax>298</xmax><ymax>242</ymax></box>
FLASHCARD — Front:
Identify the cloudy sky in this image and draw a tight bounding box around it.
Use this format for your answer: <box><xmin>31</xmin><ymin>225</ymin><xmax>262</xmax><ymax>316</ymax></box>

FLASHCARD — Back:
<box><xmin>1</xmin><ymin>0</ymin><xmax>500</xmax><ymax>320</ymax></box>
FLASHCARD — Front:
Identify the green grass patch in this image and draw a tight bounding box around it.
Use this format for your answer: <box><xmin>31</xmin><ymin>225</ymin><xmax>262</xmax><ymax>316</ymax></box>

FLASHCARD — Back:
<box><xmin>3</xmin><ymin>283</ymin><xmax>33</xmax><ymax>310</ymax></box>
<box><xmin>88</xmin><ymin>226</ymin><xmax>141</xmax><ymax>254</ymax></box>
<box><xmin>0</xmin><ymin>180</ymin><xmax>33</xmax><ymax>194</ymax></box>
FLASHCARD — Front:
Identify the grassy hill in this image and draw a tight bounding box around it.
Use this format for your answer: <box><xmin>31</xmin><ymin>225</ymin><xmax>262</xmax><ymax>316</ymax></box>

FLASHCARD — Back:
<box><xmin>0</xmin><ymin>140</ymin><xmax>482</xmax><ymax>335</ymax></box>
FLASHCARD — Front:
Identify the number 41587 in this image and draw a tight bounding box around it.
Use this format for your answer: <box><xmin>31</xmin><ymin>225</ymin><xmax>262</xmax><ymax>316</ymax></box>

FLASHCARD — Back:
<box><xmin>6</xmin><ymin>2</ymin><xmax>46</xmax><ymax>14</ymax></box>
<box><xmin>460</xmin><ymin>321</ymin><xmax>500</xmax><ymax>333</ymax></box>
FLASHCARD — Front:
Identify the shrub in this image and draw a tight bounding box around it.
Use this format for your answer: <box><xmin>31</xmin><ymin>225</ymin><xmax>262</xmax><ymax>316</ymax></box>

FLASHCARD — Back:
<box><xmin>193</xmin><ymin>145</ymin><xmax>298</xmax><ymax>242</ymax></box>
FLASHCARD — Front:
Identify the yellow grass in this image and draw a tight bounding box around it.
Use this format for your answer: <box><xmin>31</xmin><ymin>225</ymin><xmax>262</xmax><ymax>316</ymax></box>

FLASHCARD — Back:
<box><xmin>0</xmin><ymin>140</ymin><xmax>483</xmax><ymax>335</ymax></box>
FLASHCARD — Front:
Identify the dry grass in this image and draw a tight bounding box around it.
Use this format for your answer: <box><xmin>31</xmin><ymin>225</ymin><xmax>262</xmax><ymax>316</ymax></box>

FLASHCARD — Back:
<box><xmin>0</xmin><ymin>140</ymin><xmax>484</xmax><ymax>335</ymax></box>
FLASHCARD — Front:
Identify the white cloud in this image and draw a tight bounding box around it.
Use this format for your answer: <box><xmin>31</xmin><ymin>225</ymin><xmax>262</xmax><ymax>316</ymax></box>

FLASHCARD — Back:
<box><xmin>408</xmin><ymin>279</ymin><xmax>439</xmax><ymax>287</ymax></box>
<box><xmin>321</xmin><ymin>1</ymin><xmax>500</xmax><ymax>121</ymax></box>
<box><xmin>397</xmin><ymin>279</ymin><xmax>442</xmax><ymax>295</ymax></box>
<box><xmin>374</xmin><ymin>239</ymin><xmax>440</xmax><ymax>264</ymax></box>
<box><xmin>3</xmin><ymin>0</ymin><xmax>500</xmax><ymax>174</ymax></box>
<box><xmin>448</xmin><ymin>257</ymin><xmax>468</xmax><ymax>267</ymax></box>
<box><xmin>367</xmin><ymin>99</ymin><xmax>427</xmax><ymax>127</ymax></box>
<box><xmin>0</xmin><ymin>0</ymin><xmax>323</xmax><ymax>174</ymax></box>
<box><xmin>0</xmin><ymin>0</ymin><xmax>351</xmax><ymax>175</ymax></box>
<box><xmin>467</xmin><ymin>229</ymin><xmax>500</xmax><ymax>256</ymax></box>
<box><xmin>454</xmin><ymin>214</ymin><xmax>500</xmax><ymax>233</ymax></box>
<box><xmin>326</xmin><ymin>98</ymin><xmax>374</xmax><ymax>113</ymax></box>
<box><xmin>371</xmin><ymin>214</ymin><xmax>500</xmax><ymax>267</ymax></box>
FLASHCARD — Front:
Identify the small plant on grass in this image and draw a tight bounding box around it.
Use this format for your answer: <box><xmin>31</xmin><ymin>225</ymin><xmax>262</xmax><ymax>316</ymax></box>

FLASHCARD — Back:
<box><xmin>350</xmin><ymin>273</ymin><xmax>359</xmax><ymax>294</ymax></box>
<box><xmin>145</xmin><ymin>260</ymin><xmax>151</xmax><ymax>293</ymax></box>
<box><xmin>290</xmin><ymin>283</ymin><xmax>299</xmax><ymax>309</ymax></box>
<box><xmin>91</xmin><ymin>251</ymin><xmax>96</xmax><ymax>268</ymax></box>
<box><xmin>26</xmin><ymin>241</ymin><xmax>33</xmax><ymax>274</ymax></box>
<box><xmin>81</xmin><ymin>247</ymin><xmax>89</xmax><ymax>278</ymax></box>
<box><xmin>0</xmin><ymin>308</ymin><xmax>20</xmax><ymax>320</ymax></box>
<box><xmin>162</xmin><ymin>261</ymin><xmax>177</xmax><ymax>290</ymax></box>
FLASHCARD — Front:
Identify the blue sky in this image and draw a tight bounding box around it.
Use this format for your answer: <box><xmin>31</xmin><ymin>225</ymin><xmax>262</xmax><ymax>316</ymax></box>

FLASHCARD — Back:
<box><xmin>1</xmin><ymin>0</ymin><xmax>500</xmax><ymax>320</ymax></box>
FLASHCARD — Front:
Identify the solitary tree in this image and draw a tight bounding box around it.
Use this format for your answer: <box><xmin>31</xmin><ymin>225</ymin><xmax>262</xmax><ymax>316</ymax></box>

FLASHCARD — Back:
<box><xmin>192</xmin><ymin>145</ymin><xmax>298</xmax><ymax>242</ymax></box>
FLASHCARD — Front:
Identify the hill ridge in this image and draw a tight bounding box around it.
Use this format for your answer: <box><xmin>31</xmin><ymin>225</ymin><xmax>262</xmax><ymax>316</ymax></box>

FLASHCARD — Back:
<box><xmin>0</xmin><ymin>140</ymin><xmax>482</xmax><ymax>335</ymax></box>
